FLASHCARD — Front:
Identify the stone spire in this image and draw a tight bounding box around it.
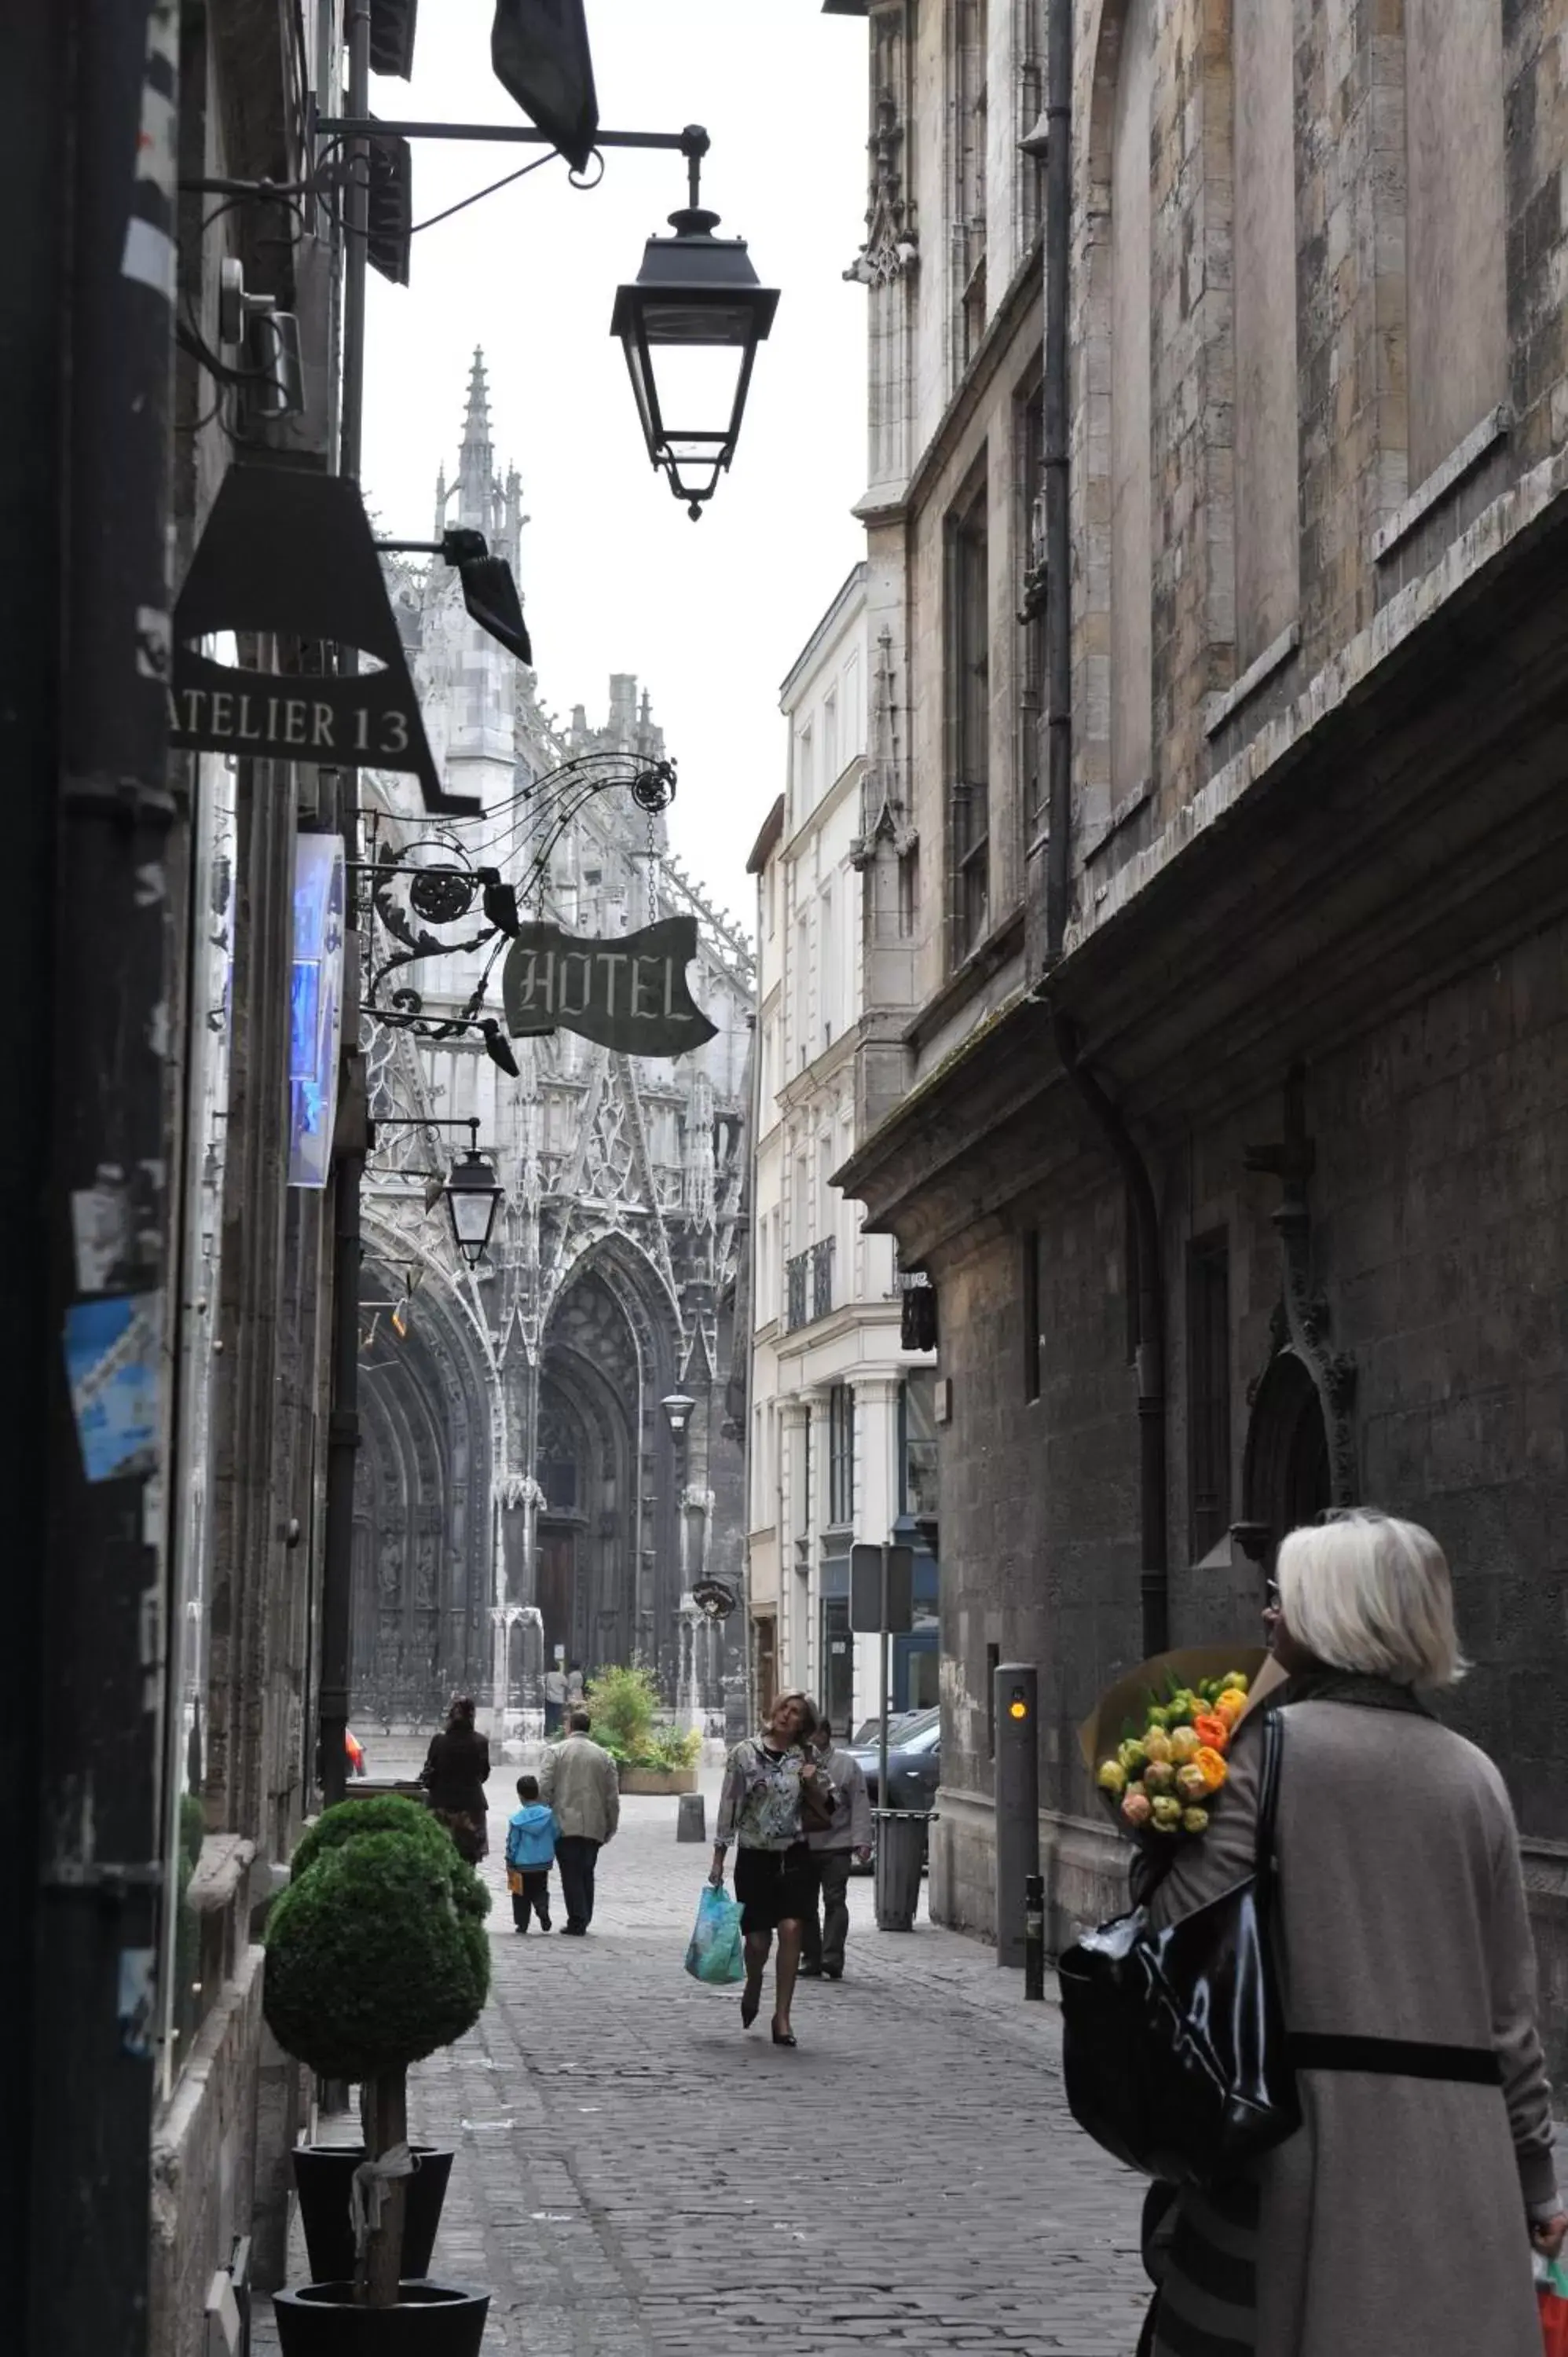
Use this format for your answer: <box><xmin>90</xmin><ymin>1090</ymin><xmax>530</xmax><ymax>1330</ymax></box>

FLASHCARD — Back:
<box><xmin>456</xmin><ymin>347</ymin><xmax>493</xmax><ymax>531</ymax></box>
<box><xmin>433</xmin><ymin>461</ymin><xmax>448</xmax><ymax>544</ymax></box>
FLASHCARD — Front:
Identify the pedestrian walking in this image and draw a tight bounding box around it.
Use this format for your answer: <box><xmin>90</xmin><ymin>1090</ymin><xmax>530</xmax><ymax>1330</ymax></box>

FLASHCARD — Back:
<box><xmin>800</xmin><ymin>1713</ymin><xmax>872</xmax><ymax>1981</ymax></box>
<box><xmin>710</xmin><ymin>1690</ymin><xmax>833</xmax><ymax>2047</ymax></box>
<box><xmin>538</xmin><ymin>1706</ymin><xmax>619</xmax><ymax>1934</ymax></box>
<box><xmin>419</xmin><ymin>1694</ymin><xmax>491</xmax><ymax>1862</ymax></box>
<box><xmin>505</xmin><ymin>1773</ymin><xmax>557</xmax><ymax>1934</ymax></box>
<box><xmin>566</xmin><ymin>1660</ymin><xmax>586</xmax><ymax>1710</ymax></box>
<box><xmin>1131</xmin><ymin>1510</ymin><xmax>1566</xmax><ymax>2357</ymax></box>
<box><xmin>542</xmin><ymin>1661</ymin><xmax>567</xmax><ymax>1736</ymax></box>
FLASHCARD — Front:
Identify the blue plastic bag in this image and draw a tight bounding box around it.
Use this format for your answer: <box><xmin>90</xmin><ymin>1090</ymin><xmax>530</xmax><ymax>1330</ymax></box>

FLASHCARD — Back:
<box><xmin>684</xmin><ymin>1883</ymin><xmax>746</xmax><ymax>1985</ymax></box>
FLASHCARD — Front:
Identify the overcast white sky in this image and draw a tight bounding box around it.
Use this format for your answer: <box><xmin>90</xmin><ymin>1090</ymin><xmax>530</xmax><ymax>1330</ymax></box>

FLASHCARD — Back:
<box><xmin>361</xmin><ymin>2</ymin><xmax>869</xmax><ymax>935</ymax></box>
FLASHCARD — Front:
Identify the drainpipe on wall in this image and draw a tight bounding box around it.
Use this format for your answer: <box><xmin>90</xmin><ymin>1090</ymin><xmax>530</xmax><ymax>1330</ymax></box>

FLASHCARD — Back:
<box><xmin>1051</xmin><ymin>1015</ymin><xmax>1169</xmax><ymax>1655</ymax></box>
<box><xmin>1042</xmin><ymin>0</ymin><xmax>1072</xmax><ymax>963</ymax></box>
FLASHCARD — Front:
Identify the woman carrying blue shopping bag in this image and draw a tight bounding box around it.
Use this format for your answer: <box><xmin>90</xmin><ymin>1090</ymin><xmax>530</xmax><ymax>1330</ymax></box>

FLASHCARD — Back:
<box><xmin>685</xmin><ymin>1884</ymin><xmax>746</xmax><ymax>1985</ymax></box>
<box><xmin>708</xmin><ymin>1691</ymin><xmax>833</xmax><ymax>2048</ymax></box>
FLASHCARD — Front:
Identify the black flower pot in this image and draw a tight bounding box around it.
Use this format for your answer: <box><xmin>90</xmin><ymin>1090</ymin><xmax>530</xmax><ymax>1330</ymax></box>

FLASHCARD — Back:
<box><xmin>291</xmin><ymin>2145</ymin><xmax>455</xmax><ymax>2289</ymax></box>
<box><xmin>273</xmin><ymin>2280</ymin><xmax>489</xmax><ymax>2355</ymax></box>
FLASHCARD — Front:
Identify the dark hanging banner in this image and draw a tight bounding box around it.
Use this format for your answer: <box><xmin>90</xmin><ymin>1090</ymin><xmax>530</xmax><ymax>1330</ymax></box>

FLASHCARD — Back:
<box><xmin>502</xmin><ymin>916</ymin><xmax>718</xmax><ymax>1058</ymax></box>
<box><xmin>168</xmin><ymin>464</ymin><xmax>479</xmax><ymax>816</ymax></box>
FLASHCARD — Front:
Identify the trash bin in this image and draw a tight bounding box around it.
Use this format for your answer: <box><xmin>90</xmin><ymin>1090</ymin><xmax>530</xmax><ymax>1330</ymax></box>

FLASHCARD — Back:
<box><xmin>874</xmin><ymin>1809</ymin><xmax>929</xmax><ymax>1931</ymax></box>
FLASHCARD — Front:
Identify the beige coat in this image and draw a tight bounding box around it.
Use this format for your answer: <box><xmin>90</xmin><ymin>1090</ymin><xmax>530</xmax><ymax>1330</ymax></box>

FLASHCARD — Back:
<box><xmin>538</xmin><ymin>1733</ymin><xmax>620</xmax><ymax>1845</ymax></box>
<box><xmin>1147</xmin><ymin>1697</ymin><xmax>1558</xmax><ymax>2356</ymax></box>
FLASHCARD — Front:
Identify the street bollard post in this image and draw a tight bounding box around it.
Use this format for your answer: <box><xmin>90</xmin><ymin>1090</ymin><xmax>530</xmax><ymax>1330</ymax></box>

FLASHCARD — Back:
<box><xmin>993</xmin><ymin>1662</ymin><xmax>1040</xmax><ymax>1967</ymax></box>
<box><xmin>1024</xmin><ymin>1870</ymin><xmax>1046</xmax><ymax>2000</ymax></box>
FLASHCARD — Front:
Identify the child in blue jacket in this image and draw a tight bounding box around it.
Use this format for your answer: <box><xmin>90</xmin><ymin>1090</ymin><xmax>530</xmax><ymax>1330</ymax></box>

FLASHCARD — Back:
<box><xmin>505</xmin><ymin>1774</ymin><xmax>557</xmax><ymax>1933</ymax></box>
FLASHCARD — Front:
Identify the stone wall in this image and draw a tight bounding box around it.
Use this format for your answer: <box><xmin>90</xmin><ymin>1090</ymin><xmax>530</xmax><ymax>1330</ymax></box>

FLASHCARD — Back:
<box><xmin>925</xmin><ymin>913</ymin><xmax>1568</xmax><ymax>2073</ymax></box>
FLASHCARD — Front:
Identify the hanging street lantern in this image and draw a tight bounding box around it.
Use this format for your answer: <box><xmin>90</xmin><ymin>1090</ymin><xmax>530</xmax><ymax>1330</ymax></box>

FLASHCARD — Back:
<box><xmin>444</xmin><ymin>1148</ymin><xmax>504</xmax><ymax>1267</ymax></box>
<box><xmin>660</xmin><ymin>1390</ymin><xmax>696</xmax><ymax>1441</ymax></box>
<box><xmin>611</xmin><ymin>199</ymin><xmax>779</xmax><ymax>519</ymax></box>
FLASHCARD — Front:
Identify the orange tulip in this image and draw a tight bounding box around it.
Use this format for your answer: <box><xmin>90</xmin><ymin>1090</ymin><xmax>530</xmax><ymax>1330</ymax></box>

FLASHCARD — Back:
<box><xmin>1192</xmin><ymin>1744</ymin><xmax>1229</xmax><ymax>1795</ymax></box>
<box><xmin>1192</xmin><ymin>1712</ymin><xmax>1230</xmax><ymax>1754</ymax></box>
<box><xmin>1214</xmin><ymin>1688</ymin><xmax>1247</xmax><ymax>1726</ymax></box>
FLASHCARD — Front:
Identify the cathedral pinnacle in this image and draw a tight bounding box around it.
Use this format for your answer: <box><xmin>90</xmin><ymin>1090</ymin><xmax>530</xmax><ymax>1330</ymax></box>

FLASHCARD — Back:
<box><xmin>456</xmin><ymin>347</ymin><xmax>494</xmax><ymax>530</ymax></box>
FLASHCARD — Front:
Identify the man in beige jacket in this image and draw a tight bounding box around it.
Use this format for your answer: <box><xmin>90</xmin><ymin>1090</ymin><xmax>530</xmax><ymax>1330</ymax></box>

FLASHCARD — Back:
<box><xmin>538</xmin><ymin>1709</ymin><xmax>620</xmax><ymax>1934</ymax></box>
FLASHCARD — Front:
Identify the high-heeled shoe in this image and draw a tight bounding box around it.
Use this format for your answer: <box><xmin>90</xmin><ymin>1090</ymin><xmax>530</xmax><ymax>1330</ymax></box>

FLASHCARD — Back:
<box><xmin>771</xmin><ymin>2020</ymin><xmax>797</xmax><ymax>2047</ymax></box>
<box><xmin>740</xmin><ymin>1981</ymin><xmax>762</xmax><ymax>2029</ymax></box>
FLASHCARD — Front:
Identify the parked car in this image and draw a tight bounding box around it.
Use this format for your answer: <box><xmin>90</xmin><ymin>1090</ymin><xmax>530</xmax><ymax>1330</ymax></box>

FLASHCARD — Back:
<box><xmin>849</xmin><ymin>1705</ymin><xmax>941</xmax><ymax>1813</ymax></box>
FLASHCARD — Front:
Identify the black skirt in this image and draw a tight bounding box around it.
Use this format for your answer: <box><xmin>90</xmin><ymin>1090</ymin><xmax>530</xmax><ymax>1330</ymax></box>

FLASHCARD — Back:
<box><xmin>734</xmin><ymin>1842</ymin><xmax>814</xmax><ymax>1934</ymax></box>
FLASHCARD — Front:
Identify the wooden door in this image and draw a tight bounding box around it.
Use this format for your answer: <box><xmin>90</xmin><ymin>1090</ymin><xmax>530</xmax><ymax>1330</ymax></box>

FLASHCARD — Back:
<box><xmin>536</xmin><ymin>1526</ymin><xmax>577</xmax><ymax>1666</ymax></box>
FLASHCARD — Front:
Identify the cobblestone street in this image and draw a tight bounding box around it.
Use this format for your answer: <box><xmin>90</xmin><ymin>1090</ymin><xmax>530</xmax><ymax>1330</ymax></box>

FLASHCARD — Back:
<box><xmin>258</xmin><ymin>1760</ymin><xmax>1149</xmax><ymax>2355</ymax></box>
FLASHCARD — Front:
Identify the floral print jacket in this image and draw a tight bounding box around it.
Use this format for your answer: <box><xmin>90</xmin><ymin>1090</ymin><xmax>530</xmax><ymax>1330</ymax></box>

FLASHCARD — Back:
<box><xmin>715</xmin><ymin>1736</ymin><xmax>834</xmax><ymax>1853</ymax></box>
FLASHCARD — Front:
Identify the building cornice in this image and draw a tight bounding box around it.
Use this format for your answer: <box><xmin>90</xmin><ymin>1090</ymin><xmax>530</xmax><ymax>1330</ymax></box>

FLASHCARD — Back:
<box><xmin>903</xmin><ymin>904</ymin><xmax>1025</xmax><ymax>1054</ymax></box>
<box><xmin>779</xmin><ymin>561</ymin><xmax>870</xmax><ymax>704</ymax></box>
<box><xmin>782</xmin><ymin>754</ymin><xmax>868</xmax><ymax>867</ymax></box>
<box><xmin>746</xmin><ymin>793</ymin><xmax>786</xmax><ymax>876</ymax></box>
<box><xmin>778</xmin><ymin>1021</ymin><xmax>857</xmax><ymax>1116</ymax></box>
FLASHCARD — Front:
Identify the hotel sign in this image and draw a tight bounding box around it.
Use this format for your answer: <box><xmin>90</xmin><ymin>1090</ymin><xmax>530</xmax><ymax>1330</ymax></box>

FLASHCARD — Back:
<box><xmin>168</xmin><ymin>464</ymin><xmax>479</xmax><ymax>817</ymax></box>
<box><xmin>502</xmin><ymin>916</ymin><xmax>717</xmax><ymax>1058</ymax></box>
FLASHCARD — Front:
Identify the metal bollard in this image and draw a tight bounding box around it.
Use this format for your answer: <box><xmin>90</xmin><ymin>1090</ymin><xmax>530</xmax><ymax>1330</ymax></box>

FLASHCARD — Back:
<box><xmin>1024</xmin><ymin>1870</ymin><xmax>1046</xmax><ymax>2000</ymax></box>
<box><xmin>676</xmin><ymin>1792</ymin><xmax>707</xmax><ymax>1842</ymax></box>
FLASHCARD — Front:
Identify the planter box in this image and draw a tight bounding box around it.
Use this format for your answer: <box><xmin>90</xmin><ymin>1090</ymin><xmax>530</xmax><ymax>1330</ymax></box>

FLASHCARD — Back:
<box><xmin>617</xmin><ymin>1767</ymin><xmax>697</xmax><ymax>1796</ymax></box>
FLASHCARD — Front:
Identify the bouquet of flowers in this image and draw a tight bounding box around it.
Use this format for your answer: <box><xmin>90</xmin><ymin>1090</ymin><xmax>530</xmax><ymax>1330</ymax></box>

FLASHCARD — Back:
<box><xmin>1078</xmin><ymin>1645</ymin><xmax>1279</xmax><ymax>1843</ymax></box>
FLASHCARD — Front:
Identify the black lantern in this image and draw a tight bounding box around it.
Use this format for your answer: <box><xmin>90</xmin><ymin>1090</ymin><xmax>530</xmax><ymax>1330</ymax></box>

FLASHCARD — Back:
<box><xmin>611</xmin><ymin>205</ymin><xmax>779</xmax><ymax>519</ymax></box>
<box><xmin>660</xmin><ymin>1389</ymin><xmax>696</xmax><ymax>1440</ymax></box>
<box><xmin>444</xmin><ymin>1148</ymin><xmax>503</xmax><ymax>1266</ymax></box>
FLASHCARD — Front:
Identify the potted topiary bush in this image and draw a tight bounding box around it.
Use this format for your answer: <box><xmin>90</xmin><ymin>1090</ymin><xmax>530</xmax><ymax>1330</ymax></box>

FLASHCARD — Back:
<box><xmin>283</xmin><ymin>1799</ymin><xmax>473</xmax><ymax>2291</ymax></box>
<box><xmin>264</xmin><ymin>1804</ymin><xmax>492</xmax><ymax>2352</ymax></box>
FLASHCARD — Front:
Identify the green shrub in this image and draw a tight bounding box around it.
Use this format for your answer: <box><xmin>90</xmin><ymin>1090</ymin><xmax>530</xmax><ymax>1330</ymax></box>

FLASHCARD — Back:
<box><xmin>290</xmin><ymin>1795</ymin><xmax>489</xmax><ymax>1930</ymax></box>
<box><xmin>644</xmin><ymin>1724</ymin><xmax>702</xmax><ymax>1772</ymax></box>
<box><xmin>263</xmin><ymin>1827</ymin><xmax>489</xmax><ymax>2084</ymax></box>
<box><xmin>587</xmin><ymin>1662</ymin><xmax>659</xmax><ymax>1759</ymax></box>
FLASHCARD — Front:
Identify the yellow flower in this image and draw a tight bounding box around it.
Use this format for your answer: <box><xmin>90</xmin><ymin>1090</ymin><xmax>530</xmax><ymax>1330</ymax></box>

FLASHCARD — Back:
<box><xmin>1214</xmin><ymin>1688</ymin><xmax>1247</xmax><ymax>1727</ymax></box>
<box><xmin>1143</xmin><ymin>1728</ymin><xmax>1174</xmax><ymax>1765</ymax></box>
<box><xmin>1181</xmin><ymin>1807</ymin><xmax>1210</xmax><ymax>1835</ymax></box>
<box><xmin>1097</xmin><ymin>1759</ymin><xmax>1127</xmax><ymax>1797</ymax></box>
<box><xmin>1168</xmin><ymin>1726</ymin><xmax>1201</xmax><ymax>1766</ymax></box>
<box><xmin>1192</xmin><ymin>1745</ymin><xmax>1229</xmax><ymax>1795</ymax></box>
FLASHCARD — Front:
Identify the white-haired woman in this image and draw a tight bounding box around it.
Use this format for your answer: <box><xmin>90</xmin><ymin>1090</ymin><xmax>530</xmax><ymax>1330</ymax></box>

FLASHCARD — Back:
<box><xmin>1138</xmin><ymin>1509</ymin><xmax>1564</xmax><ymax>2357</ymax></box>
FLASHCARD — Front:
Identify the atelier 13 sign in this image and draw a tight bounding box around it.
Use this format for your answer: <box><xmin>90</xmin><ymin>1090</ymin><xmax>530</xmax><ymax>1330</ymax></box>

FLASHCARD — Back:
<box><xmin>502</xmin><ymin>918</ymin><xmax>718</xmax><ymax>1059</ymax></box>
<box><xmin>167</xmin><ymin>464</ymin><xmax>480</xmax><ymax>818</ymax></box>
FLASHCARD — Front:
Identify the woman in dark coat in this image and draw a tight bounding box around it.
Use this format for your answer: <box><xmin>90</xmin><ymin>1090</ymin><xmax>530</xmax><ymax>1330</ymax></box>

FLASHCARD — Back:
<box><xmin>1139</xmin><ymin>1511</ymin><xmax>1565</xmax><ymax>2357</ymax></box>
<box><xmin>420</xmin><ymin>1694</ymin><xmax>491</xmax><ymax>1861</ymax></box>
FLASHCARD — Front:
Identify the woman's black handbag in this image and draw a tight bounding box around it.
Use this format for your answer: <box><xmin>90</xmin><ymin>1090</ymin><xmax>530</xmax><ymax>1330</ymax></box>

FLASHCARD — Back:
<box><xmin>1057</xmin><ymin>1706</ymin><xmax>1299</xmax><ymax>2186</ymax></box>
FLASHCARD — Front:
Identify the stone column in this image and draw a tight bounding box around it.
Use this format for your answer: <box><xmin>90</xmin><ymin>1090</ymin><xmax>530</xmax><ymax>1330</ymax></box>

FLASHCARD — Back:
<box><xmin>851</xmin><ymin>1370</ymin><xmax>903</xmax><ymax>1729</ymax></box>
<box><xmin>794</xmin><ymin>1384</ymin><xmax>830</xmax><ymax>1705</ymax></box>
<box><xmin>777</xmin><ymin>1395</ymin><xmax>811</xmax><ymax>1695</ymax></box>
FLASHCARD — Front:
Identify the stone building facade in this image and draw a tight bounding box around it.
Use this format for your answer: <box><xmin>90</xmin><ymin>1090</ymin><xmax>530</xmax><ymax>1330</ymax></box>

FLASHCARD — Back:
<box><xmin>356</xmin><ymin>357</ymin><xmax>753</xmax><ymax>1728</ymax></box>
<box><xmin>829</xmin><ymin>0</ymin><xmax>1568</xmax><ymax>2070</ymax></box>
<box><xmin>744</xmin><ymin>563</ymin><xmax>940</xmax><ymax>1734</ymax></box>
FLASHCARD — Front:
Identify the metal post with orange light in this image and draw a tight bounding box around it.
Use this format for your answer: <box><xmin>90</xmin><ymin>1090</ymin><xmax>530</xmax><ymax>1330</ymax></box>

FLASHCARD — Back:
<box><xmin>993</xmin><ymin>1662</ymin><xmax>1040</xmax><ymax>1967</ymax></box>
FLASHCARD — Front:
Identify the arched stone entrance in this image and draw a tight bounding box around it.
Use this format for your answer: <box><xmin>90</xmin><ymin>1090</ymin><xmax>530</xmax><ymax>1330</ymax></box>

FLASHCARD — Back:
<box><xmin>1240</xmin><ymin>1346</ymin><xmax>1332</xmax><ymax>1560</ymax></box>
<box><xmin>351</xmin><ymin>1252</ymin><xmax>494</xmax><ymax>1725</ymax></box>
<box><xmin>538</xmin><ymin>1244</ymin><xmax>681</xmax><ymax>1681</ymax></box>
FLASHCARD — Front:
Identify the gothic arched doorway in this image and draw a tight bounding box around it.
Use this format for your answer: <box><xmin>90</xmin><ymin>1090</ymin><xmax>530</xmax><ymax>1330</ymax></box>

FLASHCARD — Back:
<box><xmin>1241</xmin><ymin>1347</ymin><xmax>1332</xmax><ymax>1562</ymax></box>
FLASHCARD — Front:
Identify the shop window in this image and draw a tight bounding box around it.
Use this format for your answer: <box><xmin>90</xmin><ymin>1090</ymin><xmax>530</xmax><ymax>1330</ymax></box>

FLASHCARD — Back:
<box><xmin>900</xmin><ymin>1371</ymin><xmax>940</xmax><ymax>1521</ymax></box>
<box><xmin>947</xmin><ymin>478</ymin><xmax>990</xmax><ymax>962</ymax></box>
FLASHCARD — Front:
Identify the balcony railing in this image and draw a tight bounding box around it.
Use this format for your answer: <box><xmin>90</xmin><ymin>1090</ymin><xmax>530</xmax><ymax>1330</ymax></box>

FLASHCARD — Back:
<box><xmin>785</xmin><ymin>1236</ymin><xmax>835</xmax><ymax>1332</ymax></box>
